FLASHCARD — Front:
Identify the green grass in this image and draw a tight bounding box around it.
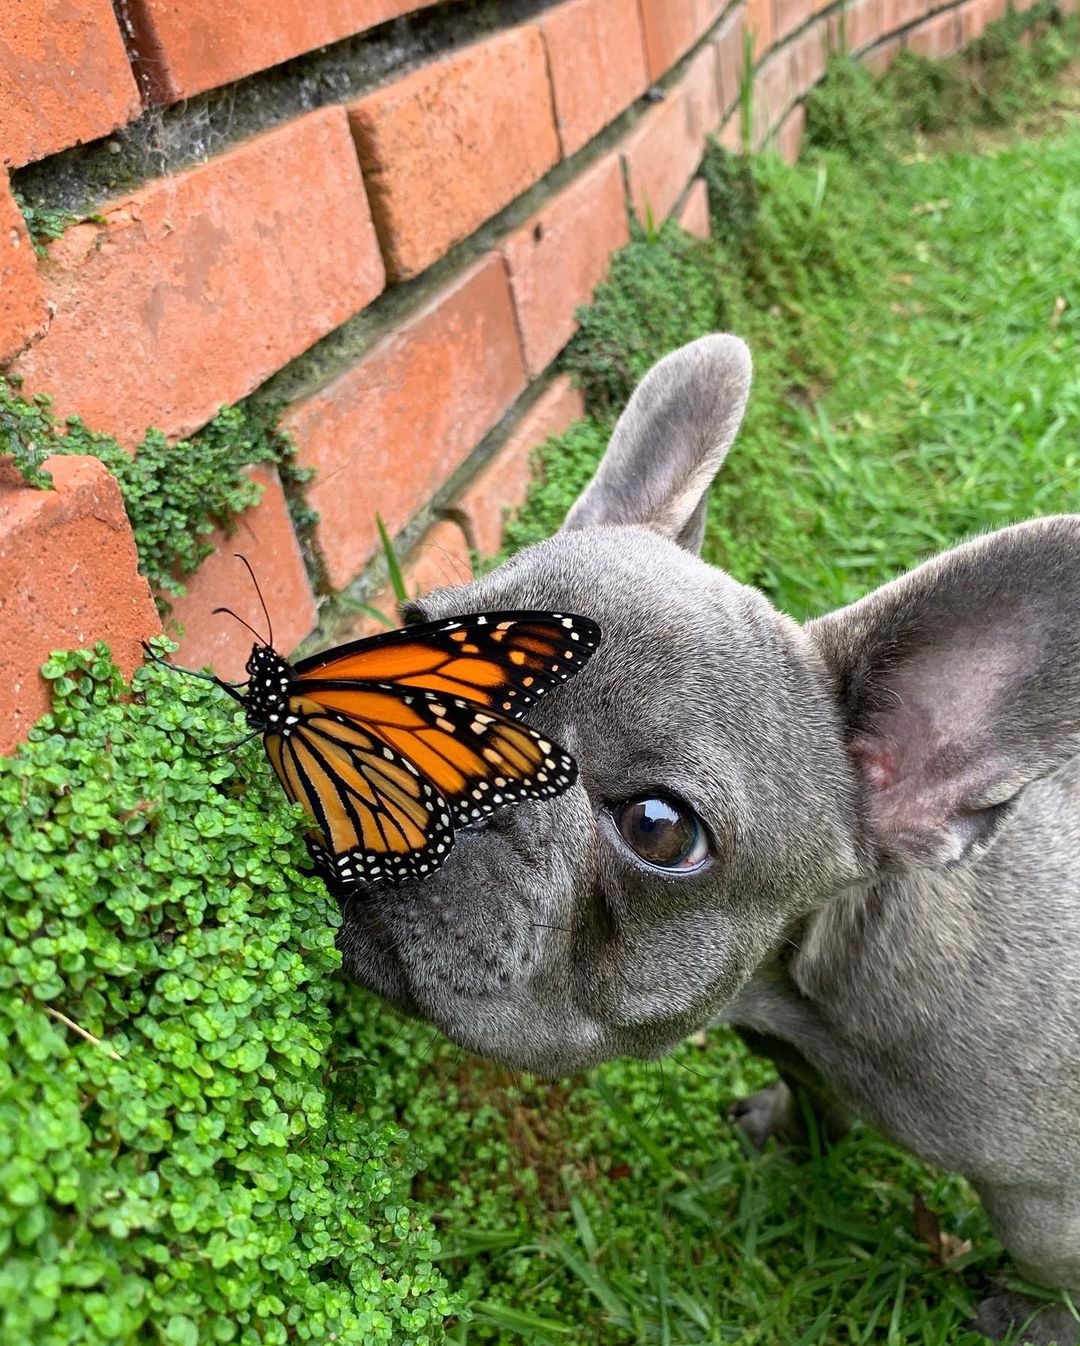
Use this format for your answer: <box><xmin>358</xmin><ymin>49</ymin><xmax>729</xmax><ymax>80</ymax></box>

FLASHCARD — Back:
<box><xmin>703</xmin><ymin>127</ymin><xmax>1080</xmax><ymax>621</ymax></box>
<box><xmin>329</xmin><ymin>12</ymin><xmax>1080</xmax><ymax>1345</ymax></box>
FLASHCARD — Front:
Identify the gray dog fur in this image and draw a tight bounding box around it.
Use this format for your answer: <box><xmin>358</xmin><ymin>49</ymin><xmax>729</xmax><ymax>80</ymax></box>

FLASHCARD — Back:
<box><xmin>338</xmin><ymin>335</ymin><xmax>1080</xmax><ymax>1344</ymax></box>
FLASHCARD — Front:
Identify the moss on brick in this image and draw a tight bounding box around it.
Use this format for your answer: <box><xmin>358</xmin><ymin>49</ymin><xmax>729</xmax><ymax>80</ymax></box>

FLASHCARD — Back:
<box><xmin>0</xmin><ymin>377</ymin><xmax>312</xmax><ymax>612</ymax></box>
<box><xmin>562</xmin><ymin>219</ymin><xmax>725</xmax><ymax>416</ymax></box>
<box><xmin>10</xmin><ymin>193</ymin><xmax>84</xmax><ymax>259</ymax></box>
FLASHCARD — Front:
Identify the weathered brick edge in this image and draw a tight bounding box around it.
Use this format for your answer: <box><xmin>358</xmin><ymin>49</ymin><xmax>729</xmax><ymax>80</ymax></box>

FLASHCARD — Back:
<box><xmin>0</xmin><ymin>456</ymin><xmax>161</xmax><ymax>756</ymax></box>
<box><xmin>0</xmin><ymin>0</ymin><xmax>1047</xmax><ymax>745</ymax></box>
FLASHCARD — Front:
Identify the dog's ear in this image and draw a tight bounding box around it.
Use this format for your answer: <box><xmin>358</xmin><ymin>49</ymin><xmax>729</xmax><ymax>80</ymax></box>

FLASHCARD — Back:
<box><xmin>562</xmin><ymin>334</ymin><xmax>751</xmax><ymax>553</ymax></box>
<box><xmin>810</xmin><ymin>518</ymin><xmax>1080</xmax><ymax>868</ymax></box>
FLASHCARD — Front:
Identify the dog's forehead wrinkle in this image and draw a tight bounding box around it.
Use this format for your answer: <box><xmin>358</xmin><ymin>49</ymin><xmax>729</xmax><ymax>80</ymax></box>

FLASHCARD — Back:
<box><xmin>423</xmin><ymin>531</ymin><xmax>790</xmax><ymax>739</ymax></box>
<box><xmin>419</xmin><ymin>526</ymin><xmax>745</xmax><ymax>629</ymax></box>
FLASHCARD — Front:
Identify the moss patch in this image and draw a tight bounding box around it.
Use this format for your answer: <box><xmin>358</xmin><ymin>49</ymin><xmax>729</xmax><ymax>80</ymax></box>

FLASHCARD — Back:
<box><xmin>0</xmin><ymin>377</ymin><xmax>312</xmax><ymax>614</ymax></box>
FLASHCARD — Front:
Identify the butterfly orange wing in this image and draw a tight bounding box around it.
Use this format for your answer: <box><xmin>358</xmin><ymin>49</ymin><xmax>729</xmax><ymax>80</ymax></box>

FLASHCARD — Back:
<box><xmin>263</xmin><ymin>699</ymin><xmax>456</xmax><ymax>886</ymax></box>
<box><xmin>262</xmin><ymin>611</ymin><xmax>598</xmax><ymax>887</ymax></box>
<box><xmin>291</xmin><ymin>611</ymin><xmax>600</xmax><ymax>717</ymax></box>
<box><xmin>287</xmin><ymin>686</ymin><xmax>577</xmax><ymax>831</ymax></box>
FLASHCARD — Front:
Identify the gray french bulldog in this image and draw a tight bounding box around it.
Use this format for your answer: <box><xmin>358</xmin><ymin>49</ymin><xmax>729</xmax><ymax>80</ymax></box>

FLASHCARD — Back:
<box><xmin>338</xmin><ymin>335</ymin><xmax>1080</xmax><ymax>1344</ymax></box>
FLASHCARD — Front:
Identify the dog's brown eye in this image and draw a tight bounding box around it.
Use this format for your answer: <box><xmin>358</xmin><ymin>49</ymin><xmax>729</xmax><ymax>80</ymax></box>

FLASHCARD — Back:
<box><xmin>611</xmin><ymin>796</ymin><xmax>709</xmax><ymax>871</ymax></box>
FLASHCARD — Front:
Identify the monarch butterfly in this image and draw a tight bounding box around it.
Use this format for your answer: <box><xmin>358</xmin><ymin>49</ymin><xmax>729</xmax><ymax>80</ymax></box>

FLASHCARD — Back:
<box><xmin>149</xmin><ymin>563</ymin><xmax>600</xmax><ymax>888</ymax></box>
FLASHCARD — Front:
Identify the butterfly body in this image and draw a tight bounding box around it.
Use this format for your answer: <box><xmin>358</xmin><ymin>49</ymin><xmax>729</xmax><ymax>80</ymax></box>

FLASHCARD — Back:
<box><xmin>218</xmin><ymin>611</ymin><xmax>600</xmax><ymax>889</ymax></box>
<box><xmin>241</xmin><ymin>645</ymin><xmax>299</xmax><ymax>732</ymax></box>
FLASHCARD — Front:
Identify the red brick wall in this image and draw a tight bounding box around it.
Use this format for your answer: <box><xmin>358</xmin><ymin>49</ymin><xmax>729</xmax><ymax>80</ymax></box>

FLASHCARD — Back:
<box><xmin>0</xmin><ymin>0</ymin><xmax>1018</xmax><ymax>744</ymax></box>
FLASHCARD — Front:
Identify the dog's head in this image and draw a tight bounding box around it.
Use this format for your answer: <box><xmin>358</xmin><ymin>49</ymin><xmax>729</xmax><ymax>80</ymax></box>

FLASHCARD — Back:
<box><xmin>339</xmin><ymin>335</ymin><xmax>1080</xmax><ymax>1073</ymax></box>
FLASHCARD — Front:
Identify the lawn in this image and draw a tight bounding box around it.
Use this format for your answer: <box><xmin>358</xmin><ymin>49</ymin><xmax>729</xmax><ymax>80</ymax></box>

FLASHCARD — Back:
<box><xmin>332</xmin><ymin>12</ymin><xmax>1080</xmax><ymax>1345</ymax></box>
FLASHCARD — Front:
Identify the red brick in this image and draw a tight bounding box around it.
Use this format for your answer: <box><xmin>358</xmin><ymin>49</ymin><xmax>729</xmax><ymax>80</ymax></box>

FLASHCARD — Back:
<box><xmin>790</xmin><ymin>23</ymin><xmax>828</xmax><ymax>96</ymax></box>
<box><xmin>341</xmin><ymin>518</ymin><xmax>474</xmax><ymax>639</ymax></box>
<box><xmin>957</xmin><ymin>0</ymin><xmax>1007</xmax><ymax>45</ymax></box>
<box><xmin>746</xmin><ymin>0</ymin><xmax>775</xmax><ymax>60</ymax></box>
<box><xmin>718</xmin><ymin>112</ymin><xmax>743</xmax><ymax>152</ymax></box>
<box><xmin>880</xmin><ymin>0</ymin><xmax>931</xmax><ymax>33</ymax></box>
<box><xmin>349</xmin><ymin>28</ymin><xmax>560</xmax><ymax>282</ymax></box>
<box><xmin>12</xmin><ymin>108</ymin><xmax>383</xmax><ymax>448</ymax></box>
<box><xmin>283</xmin><ymin>253</ymin><xmax>527</xmax><ymax>591</ymax></box>
<box><xmin>829</xmin><ymin>0</ymin><xmax>883</xmax><ymax>52</ymax></box>
<box><xmin>776</xmin><ymin>102</ymin><xmax>806</xmax><ymax>163</ymax></box>
<box><xmin>714</xmin><ymin>6</ymin><xmax>748</xmax><ymax>113</ymax></box>
<box><xmin>0</xmin><ymin>0</ymin><xmax>140</xmax><ymax>168</ymax></box>
<box><xmin>638</xmin><ymin>0</ymin><xmax>727</xmax><ymax>81</ymax></box>
<box><xmin>1</xmin><ymin>171</ymin><xmax>47</xmax><ymax>363</ymax></box>
<box><xmin>752</xmin><ymin>50</ymin><xmax>795</xmax><ymax>150</ymax></box>
<box><xmin>339</xmin><ymin>599</ymin><xmax>394</xmax><ymax>642</ymax></box>
<box><xmin>501</xmin><ymin>155</ymin><xmax>628</xmax><ymax>378</ymax></box>
<box><xmin>683</xmin><ymin>40</ymin><xmax>723</xmax><ymax>136</ymax></box>
<box><xmin>956</xmin><ymin>0</ymin><xmax>984</xmax><ymax>45</ymax></box>
<box><xmin>0</xmin><ymin>454</ymin><xmax>160</xmax><ymax>754</ymax></box>
<box><xmin>167</xmin><ymin>465</ymin><xmax>317</xmax><ymax>683</ymax></box>
<box><xmin>864</xmin><ymin>36</ymin><xmax>903</xmax><ymax>75</ymax></box>
<box><xmin>401</xmin><ymin>519</ymin><xmax>474</xmax><ymax>596</ymax></box>
<box><xmin>906</xmin><ymin>10</ymin><xmax>961</xmax><ymax>59</ymax></box>
<box><xmin>122</xmin><ymin>0</ymin><xmax>441</xmax><ymax>103</ymax></box>
<box><xmin>458</xmin><ymin>374</ymin><xmax>584</xmax><ymax>559</ymax></box>
<box><xmin>622</xmin><ymin>72</ymin><xmax>714</xmax><ymax>228</ymax></box>
<box><xmin>774</xmin><ymin>0</ymin><xmax>815</xmax><ymax>41</ymax></box>
<box><xmin>677</xmin><ymin>177</ymin><xmax>711</xmax><ymax>239</ymax></box>
<box><xmin>540</xmin><ymin>0</ymin><xmax>649</xmax><ymax>157</ymax></box>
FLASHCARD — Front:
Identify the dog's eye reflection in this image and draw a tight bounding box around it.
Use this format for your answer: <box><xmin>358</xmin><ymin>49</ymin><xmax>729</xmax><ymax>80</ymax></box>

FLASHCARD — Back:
<box><xmin>610</xmin><ymin>795</ymin><xmax>709</xmax><ymax>871</ymax></box>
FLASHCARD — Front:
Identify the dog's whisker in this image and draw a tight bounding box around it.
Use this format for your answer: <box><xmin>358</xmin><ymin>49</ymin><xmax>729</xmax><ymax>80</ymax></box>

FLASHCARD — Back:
<box><xmin>414</xmin><ymin>1026</ymin><xmax>443</xmax><ymax>1070</ymax></box>
<box><xmin>671</xmin><ymin>1055</ymin><xmax>712</xmax><ymax>1081</ymax></box>
<box><xmin>641</xmin><ymin>1057</ymin><xmax>667</xmax><ymax>1133</ymax></box>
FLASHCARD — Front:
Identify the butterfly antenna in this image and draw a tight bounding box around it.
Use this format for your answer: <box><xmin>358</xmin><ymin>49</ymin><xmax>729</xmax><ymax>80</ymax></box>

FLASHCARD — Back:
<box><xmin>205</xmin><ymin>730</ymin><xmax>262</xmax><ymax>757</ymax></box>
<box><xmin>210</xmin><ymin>605</ymin><xmax>268</xmax><ymax>647</ymax></box>
<box><xmin>140</xmin><ymin>641</ymin><xmax>247</xmax><ymax>706</ymax></box>
<box><xmin>234</xmin><ymin>553</ymin><xmax>274</xmax><ymax>648</ymax></box>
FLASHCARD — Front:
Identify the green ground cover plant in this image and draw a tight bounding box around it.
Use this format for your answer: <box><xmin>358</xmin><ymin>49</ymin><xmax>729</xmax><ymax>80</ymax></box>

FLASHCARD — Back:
<box><xmin>0</xmin><ymin>646</ymin><xmax>454</xmax><ymax>1346</ymax></box>
<box><xmin>3</xmin><ymin>6</ymin><xmax>1078</xmax><ymax>1344</ymax></box>
<box><xmin>12</xmin><ymin>193</ymin><xmax>83</xmax><ymax>258</ymax></box>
